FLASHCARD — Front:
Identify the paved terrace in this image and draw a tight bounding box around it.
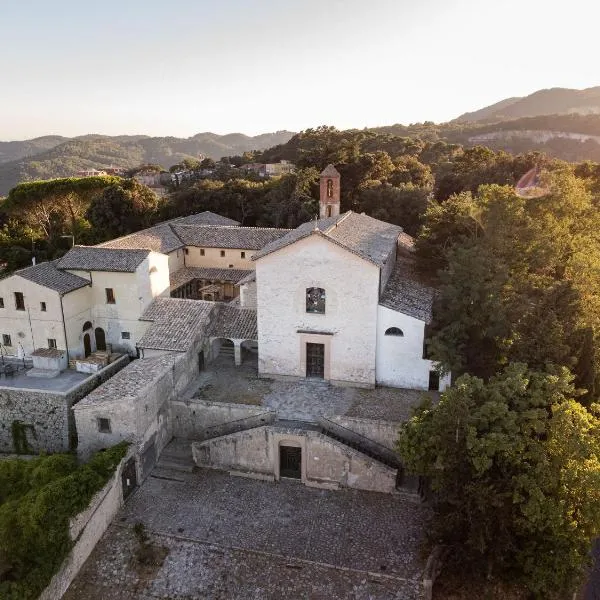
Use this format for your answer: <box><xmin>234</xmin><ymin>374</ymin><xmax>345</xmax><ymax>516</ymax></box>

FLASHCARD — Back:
<box><xmin>0</xmin><ymin>366</ymin><xmax>89</xmax><ymax>393</ymax></box>
<box><xmin>192</xmin><ymin>355</ymin><xmax>437</xmax><ymax>422</ymax></box>
<box><xmin>64</xmin><ymin>469</ymin><xmax>427</xmax><ymax>599</ymax></box>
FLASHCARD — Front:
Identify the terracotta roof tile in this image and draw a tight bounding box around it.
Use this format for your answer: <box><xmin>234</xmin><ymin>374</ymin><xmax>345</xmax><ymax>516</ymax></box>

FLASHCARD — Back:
<box><xmin>14</xmin><ymin>261</ymin><xmax>90</xmax><ymax>294</ymax></box>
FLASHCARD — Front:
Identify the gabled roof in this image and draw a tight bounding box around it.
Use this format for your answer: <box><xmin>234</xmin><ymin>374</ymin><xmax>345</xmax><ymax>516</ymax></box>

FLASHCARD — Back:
<box><xmin>56</xmin><ymin>247</ymin><xmax>151</xmax><ymax>273</ymax></box>
<box><xmin>174</xmin><ymin>212</ymin><xmax>240</xmax><ymax>226</ymax></box>
<box><xmin>379</xmin><ymin>259</ymin><xmax>435</xmax><ymax>323</ymax></box>
<box><xmin>321</xmin><ymin>164</ymin><xmax>340</xmax><ymax>177</ymax></box>
<box><xmin>98</xmin><ymin>223</ymin><xmax>184</xmax><ymax>254</ymax></box>
<box><xmin>209</xmin><ymin>305</ymin><xmax>258</xmax><ymax>340</ymax></box>
<box><xmin>97</xmin><ymin>211</ymin><xmax>240</xmax><ymax>254</ymax></box>
<box><xmin>139</xmin><ymin>298</ymin><xmax>215</xmax><ymax>351</ymax></box>
<box><xmin>252</xmin><ymin>212</ymin><xmax>402</xmax><ymax>268</ymax></box>
<box><xmin>13</xmin><ymin>261</ymin><xmax>90</xmax><ymax>294</ymax></box>
<box><xmin>172</xmin><ymin>225</ymin><xmax>290</xmax><ymax>250</ymax></box>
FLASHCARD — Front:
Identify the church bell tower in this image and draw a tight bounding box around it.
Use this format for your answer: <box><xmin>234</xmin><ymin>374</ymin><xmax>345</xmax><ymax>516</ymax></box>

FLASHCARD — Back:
<box><xmin>319</xmin><ymin>164</ymin><xmax>341</xmax><ymax>219</ymax></box>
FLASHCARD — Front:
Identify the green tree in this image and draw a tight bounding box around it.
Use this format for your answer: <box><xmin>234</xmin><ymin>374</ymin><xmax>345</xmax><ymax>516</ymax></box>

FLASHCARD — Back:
<box><xmin>398</xmin><ymin>364</ymin><xmax>600</xmax><ymax>598</ymax></box>
<box><xmin>85</xmin><ymin>180</ymin><xmax>158</xmax><ymax>240</ymax></box>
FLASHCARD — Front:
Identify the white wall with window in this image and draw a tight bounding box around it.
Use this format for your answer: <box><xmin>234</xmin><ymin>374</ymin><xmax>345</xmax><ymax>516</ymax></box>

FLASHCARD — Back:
<box><xmin>375</xmin><ymin>304</ymin><xmax>450</xmax><ymax>391</ymax></box>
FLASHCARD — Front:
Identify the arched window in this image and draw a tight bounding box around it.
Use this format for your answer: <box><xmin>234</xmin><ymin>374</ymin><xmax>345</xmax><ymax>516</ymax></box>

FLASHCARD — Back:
<box><xmin>327</xmin><ymin>179</ymin><xmax>333</xmax><ymax>198</ymax></box>
<box><xmin>385</xmin><ymin>327</ymin><xmax>404</xmax><ymax>336</ymax></box>
<box><xmin>82</xmin><ymin>321</ymin><xmax>92</xmax><ymax>332</ymax></box>
<box><xmin>306</xmin><ymin>287</ymin><xmax>325</xmax><ymax>314</ymax></box>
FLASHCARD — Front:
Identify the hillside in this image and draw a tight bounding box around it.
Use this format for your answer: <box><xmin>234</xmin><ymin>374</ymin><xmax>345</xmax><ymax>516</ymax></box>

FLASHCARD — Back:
<box><xmin>0</xmin><ymin>131</ymin><xmax>295</xmax><ymax>195</ymax></box>
<box><xmin>455</xmin><ymin>86</ymin><xmax>600</xmax><ymax>123</ymax></box>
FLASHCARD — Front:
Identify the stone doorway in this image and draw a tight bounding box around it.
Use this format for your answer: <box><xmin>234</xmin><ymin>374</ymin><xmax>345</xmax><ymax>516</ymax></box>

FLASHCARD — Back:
<box><xmin>83</xmin><ymin>333</ymin><xmax>91</xmax><ymax>357</ymax></box>
<box><xmin>95</xmin><ymin>327</ymin><xmax>106</xmax><ymax>352</ymax></box>
<box><xmin>279</xmin><ymin>445</ymin><xmax>302</xmax><ymax>479</ymax></box>
<box><xmin>306</xmin><ymin>343</ymin><xmax>324</xmax><ymax>379</ymax></box>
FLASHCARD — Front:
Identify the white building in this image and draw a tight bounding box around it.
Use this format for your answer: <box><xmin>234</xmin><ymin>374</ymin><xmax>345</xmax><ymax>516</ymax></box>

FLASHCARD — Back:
<box><xmin>0</xmin><ymin>167</ymin><xmax>447</xmax><ymax>391</ymax></box>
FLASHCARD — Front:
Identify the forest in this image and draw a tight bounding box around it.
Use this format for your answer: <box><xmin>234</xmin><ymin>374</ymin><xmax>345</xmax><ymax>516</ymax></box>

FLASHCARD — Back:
<box><xmin>1</xmin><ymin>125</ymin><xmax>600</xmax><ymax>597</ymax></box>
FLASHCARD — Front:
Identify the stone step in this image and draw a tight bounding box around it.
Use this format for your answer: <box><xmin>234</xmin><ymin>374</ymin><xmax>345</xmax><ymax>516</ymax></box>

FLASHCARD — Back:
<box><xmin>156</xmin><ymin>458</ymin><xmax>194</xmax><ymax>473</ymax></box>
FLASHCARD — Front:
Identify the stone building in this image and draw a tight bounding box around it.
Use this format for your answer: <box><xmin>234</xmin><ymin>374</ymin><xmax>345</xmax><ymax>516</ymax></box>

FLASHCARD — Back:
<box><xmin>1</xmin><ymin>166</ymin><xmax>449</xmax><ymax>493</ymax></box>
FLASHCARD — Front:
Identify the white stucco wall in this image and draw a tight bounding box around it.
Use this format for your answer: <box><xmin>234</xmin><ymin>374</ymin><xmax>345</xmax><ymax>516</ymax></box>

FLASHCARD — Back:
<box><xmin>375</xmin><ymin>305</ymin><xmax>450</xmax><ymax>391</ymax></box>
<box><xmin>0</xmin><ymin>274</ymin><xmax>70</xmax><ymax>356</ymax></box>
<box><xmin>239</xmin><ymin>281</ymin><xmax>257</xmax><ymax>309</ymax></box>
<box><xmin>184</xmin><ymin>246</ymin><xmax>255</xmax><ymax>269</ymax></box>
<box><xmin>65</xmin><ymin>253</ymin><xmax>168</xmax><ymax>355</ymax></box>
<box><xmin>256</xmin><ymin>234</ymin><xmax>380</xmax><ymax>386</ymax></box>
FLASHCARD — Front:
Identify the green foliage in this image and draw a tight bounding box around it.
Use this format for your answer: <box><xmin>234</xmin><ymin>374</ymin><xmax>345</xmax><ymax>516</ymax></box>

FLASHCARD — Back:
<box><xmin>85</xmin><ymin>179</ymin><xmax>159</xmax><ymax>240</ymax></box>
<box><xmin>419</xmin><ymin>174</ymin><xmax>600</xmax><ymax>392</ymax></box>
<box><xmin>398</xmin><ymin>364</ymin><xmax>600</xmax><ymax>598</ymax></box>
<box><xmin>0</xmin><ymin>443</ymin><xmax>128</xmax><ymax>600</ymax></box>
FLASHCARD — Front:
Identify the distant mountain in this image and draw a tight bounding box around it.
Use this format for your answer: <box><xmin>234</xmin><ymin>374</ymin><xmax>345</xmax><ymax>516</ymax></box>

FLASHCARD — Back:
<box><xmin>455</xmin><ymin>86</ymin><xmax>600</xmax><ymax>123</ymax></box>
<box><xmin>0</xmin><ymin>131</ymin><xmax>295</xmax><ymax>195</ymax></box>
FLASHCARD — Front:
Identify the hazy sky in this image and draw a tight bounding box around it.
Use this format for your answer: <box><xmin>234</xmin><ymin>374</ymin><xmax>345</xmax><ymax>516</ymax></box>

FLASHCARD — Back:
<box><xmin>1</xmin><ymin>0</ymin><xmax>598</xmax><ymax>140</ymax></box>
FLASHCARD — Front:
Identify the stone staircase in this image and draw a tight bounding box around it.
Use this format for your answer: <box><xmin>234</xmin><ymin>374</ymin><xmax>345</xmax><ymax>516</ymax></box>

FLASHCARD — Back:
<box><xmin>155</xmin><ymin>438</ymin><xmax>195</xmax><ymax>473</ymax></box>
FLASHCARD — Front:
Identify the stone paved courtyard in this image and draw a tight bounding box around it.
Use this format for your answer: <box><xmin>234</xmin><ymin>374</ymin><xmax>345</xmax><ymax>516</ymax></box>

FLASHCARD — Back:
<box><xmin>64</xmin><ymin>468</ymin><xmax>429</xmax><ymax>599</ymax></box>
<box><xmin>192</xmin><ymin>355</ymin><xmax>436</xmax><ymax>422</ymax></box>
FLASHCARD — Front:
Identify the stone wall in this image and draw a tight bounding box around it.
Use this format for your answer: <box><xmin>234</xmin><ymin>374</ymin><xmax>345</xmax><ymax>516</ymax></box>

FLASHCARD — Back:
<box><xmin>0</xmin><ymin>356</ymin><xmax>129</xmax><ymax>455</ymax></box>
<box><xmin>171</xmin><ymin>398</ymin><xmax>275</xmax><ymax>440</ymax></box>
<box><xmin>326</xmin><ymin>415</ymin><xmax>401</xmax><ymax>451</ymax></box>
<box><xmin>192</xmin><ymin>425</ymin><xmax>397</xmax><ymax>494</ymax></box>
<box><xmin>38</xmin><ymin>451</ymin><xmax>130</xmax><ymax>600</ymax></box>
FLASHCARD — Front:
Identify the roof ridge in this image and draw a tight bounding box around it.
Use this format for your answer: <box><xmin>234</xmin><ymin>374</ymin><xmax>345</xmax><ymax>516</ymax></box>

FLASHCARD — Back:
<box><xmin>323</xmin><ymin>211</ymin><xmax>353</xmax><ymax>235</ymax></box>
<box><xmin>173</xmin><ymin>223</ymin><xmax>292</xmax><ymax>232</ymax></box>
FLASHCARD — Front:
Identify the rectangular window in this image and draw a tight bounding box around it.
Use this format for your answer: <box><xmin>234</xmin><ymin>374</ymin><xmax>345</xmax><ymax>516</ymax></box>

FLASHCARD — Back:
<box><xmin>105</xmin><ymin>288</ymin><xmax>115</xmax><ymax>304</ymax></box>
<box><xmin>48</xmin><ymin>338</ymin><xmax>57</xmax><ymax>349</ymax></box>
<box><xmin>121</xmin><ymin>332</ymin><xmax>131</xmax><ymax>340</ymax></box>
<box><xmin>0</xmin><ymin>297</ymin><xmax>4</xmax><ymax>308</ymax></box>
<box><xmin>40</xmin><ymin>302</ymin><xmax>47</xmax><ymax>312</ymax></box>
<box><xmin>14</xmin><ymin>292</ymin><xmax>25</xmax><ymax>311</ymax></box>
<box><xmin>220</xmin><ymin>250</ymin><xmax>225</xmax><ymax>257</ymax></box>
<box><xmin>2</xmin><ymin>334</ymin><xmax>11</xmax><ymax>346</ymax></box>
<box><xmin>241</xmin><ymin>251</ymin><xmax>246</xmax><ymax>258</ymax></box>
<box><xmin>97</xmin><ymin>417</ymin><xmax>111</xmax><ymax>433</ymax></box>
<box><xmin>200</xmin><ymin>249</ymin><xmax>205</xmax><ymax>256</ymax></box>
<box><xmin>184</xmin><ymin>248</ymin><xmax>189</xmax><ymax>255</ymax></box>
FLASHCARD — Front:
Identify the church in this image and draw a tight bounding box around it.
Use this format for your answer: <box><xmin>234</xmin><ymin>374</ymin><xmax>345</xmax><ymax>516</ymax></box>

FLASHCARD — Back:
<box><xmin>0</xmin><ymin>166</ymin><xmax>448</xmax><ymax>492</ymax></box>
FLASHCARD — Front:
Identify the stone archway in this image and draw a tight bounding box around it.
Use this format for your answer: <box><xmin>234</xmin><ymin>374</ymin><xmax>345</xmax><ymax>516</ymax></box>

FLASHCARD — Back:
<box><xmin>95</xmin><ymin>327</ymin><xmax>106</xmax><ymax>352</ymax></box>
<box><xmin>211</xmin><ymin>338</ymin><xmax>234</xmax><ymax>363</ymax></box>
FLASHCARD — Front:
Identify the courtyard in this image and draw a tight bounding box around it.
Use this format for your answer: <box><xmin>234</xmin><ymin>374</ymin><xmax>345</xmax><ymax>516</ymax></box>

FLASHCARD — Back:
<box><xmin>191</xmin><ymin>354</ymin><xmax>436</xmax><ymax>423</ymax></box>
<box><xmin>64</xmin><ymin>467</ymin><xmax>428</xmax><ymax>600</ymax></box>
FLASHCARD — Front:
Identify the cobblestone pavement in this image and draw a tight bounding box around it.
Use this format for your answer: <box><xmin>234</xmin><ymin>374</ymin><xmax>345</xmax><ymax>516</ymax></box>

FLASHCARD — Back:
<box><xmin>64</xmin><ymin>469</ymin><xmax>428</xmax><ymax>600</ymax></box>
<box><xmin>194</xmin><ymin>356</ymin><xmax>435</xmax><ymax>422</ymax></box>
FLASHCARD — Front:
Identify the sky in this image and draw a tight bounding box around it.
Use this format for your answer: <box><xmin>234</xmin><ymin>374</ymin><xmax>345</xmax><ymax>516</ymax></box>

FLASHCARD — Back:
<box><xmin>1</xmin><ymin>0</ymin><xmax>599</xmax><ymax>140</ymax></box>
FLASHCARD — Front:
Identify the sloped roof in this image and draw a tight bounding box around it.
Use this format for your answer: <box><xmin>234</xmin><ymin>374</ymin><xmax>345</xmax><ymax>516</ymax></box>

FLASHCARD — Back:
<box><xmin>98</xmin><ymin>223</ymin><xmax>184</xmax><ymax>254</ymax></box>
<box><xmin>379</xmin><ymin>260</ymin><xmax>435</xmax><ymax>323</ymax></box>
<box><xmin>97</xmin><ymin>211</ymin><xmax>240</xmax><ymax>254</ymax></box>
<box><xmin>174</xmin><ymin>212</ymin><xmax>240</xmax><ymax>226</ymax></box>
<box><xmin>209</xmin><ymin>305</ymin><xmax>258</xmax><ymax>340</ymax></box>
<box><xmin>172</xmin><ymin>225</ymin><xmax>290</xmax><ymax>250</ymax></box>
<box><xmin>13</xmin><ymin>261</ymin><xmax>90</xmax><ymax>294</ymax></box>
<box><xmin>139</xmin><ymin>298</ymin><xmax>215</xmax><ymax>351</ymax></box>
<box><xmin>75</xmin><ymin>353</ymin><xmax>179</xmax><ymax>407</ymax></box>
<box><xmin>253</xmin><ymin>212</ymin><xmax>401</xmax><ymax>268</ymax></box>
<box><xmin>321</xmin><ymin>164</ymin><xmax>340</xmax><ymax>177</ymax></box>
<box><xmin>170</xmin><ymin>267</ymin><xmax>253</xmax><ymax>290</ymax></box>
<box><xmin>56</xmin><ymin>247</ymin><xmax>151</xmax><ymax>273</ymax></box>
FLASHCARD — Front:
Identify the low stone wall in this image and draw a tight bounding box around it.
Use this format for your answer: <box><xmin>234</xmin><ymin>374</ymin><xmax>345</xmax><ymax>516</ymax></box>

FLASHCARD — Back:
<box><xmin>38</xmin><ymin>451</ymin><xmax>130</xmax><ymax>600</ymax></box>
<box><xmin>192</xmin><ymin>425</ymin><xmax>397</xmax><ymax>494</ymax></box>
<box><xmin>171</xmin><ymin>398</ymin><xmax>275</xmax><ymax>440</ymax></box>
<box><xmin>326</xmin><ymin>415</ymin><xmax>401</xmax><ymax>451</ymax></box>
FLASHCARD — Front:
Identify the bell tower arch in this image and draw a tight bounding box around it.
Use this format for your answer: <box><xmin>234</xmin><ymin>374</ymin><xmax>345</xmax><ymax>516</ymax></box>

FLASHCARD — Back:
<box><xmin>319</xmin><ymin>164</ymin><xmax>341</xmax><ymax>219</ymax></box>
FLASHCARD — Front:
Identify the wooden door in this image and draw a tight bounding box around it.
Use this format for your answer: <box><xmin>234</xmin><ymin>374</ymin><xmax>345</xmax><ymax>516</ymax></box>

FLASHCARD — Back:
<box><xmin>306</xmin><ymin>343</ymin><xmax>324</xmax><ymax>378</ymax></box>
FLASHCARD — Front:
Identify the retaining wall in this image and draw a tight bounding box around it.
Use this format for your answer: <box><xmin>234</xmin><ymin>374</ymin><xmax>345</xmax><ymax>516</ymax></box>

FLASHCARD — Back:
<box><xmin>38</xmin><ymin>451</ymin><xmax>130</xmax><ymax>600</ymax></box>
